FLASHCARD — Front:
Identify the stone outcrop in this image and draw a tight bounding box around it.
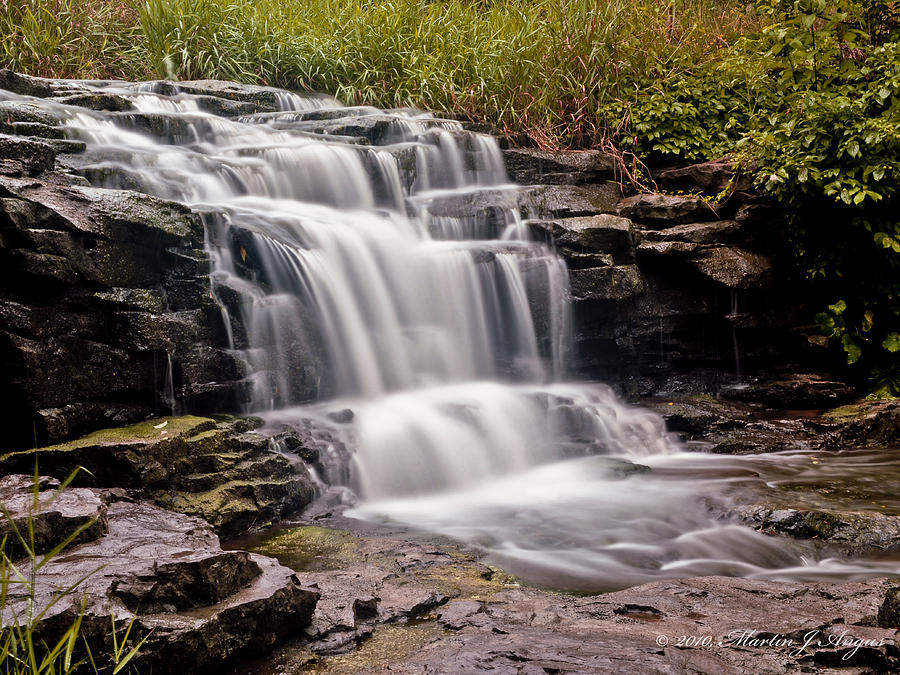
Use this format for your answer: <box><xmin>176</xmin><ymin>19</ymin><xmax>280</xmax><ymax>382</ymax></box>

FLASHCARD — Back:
<box><xmin>0</xmin><ymin>415</ymin><xmax>317</xmax><ymax>536</ymax></box>
<box><xmin>0</xmin><ymin>475</ymin><xmax>318</xmax><ymax>674</ymax></box>
<box><xmin>0</xmin><ymin>141</ymin><xmax>250</xmax><ymax>450</ymax></box>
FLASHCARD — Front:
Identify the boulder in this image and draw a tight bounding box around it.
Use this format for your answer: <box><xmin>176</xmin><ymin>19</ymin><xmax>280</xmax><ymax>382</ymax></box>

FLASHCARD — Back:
<box><xmin>570</xmin><ymin>264</ymin><xmax>645</xmax><ymax>301</ymax></box>
<box><xmin>530</xmin><ymin>214</ymin><xmax>636</xmax><ymax>259</ymax></box>
<box><xmin>823</xmin><ymin>400</ymin><xmax>900</xmax><ymax>447</ymax></box>
<box><xmin>523</xmin><ymin>183</ymin><xmax>621</xmax><ymax>218</ymax></box>
<box><xmin>618</xmin><ymin>192</ymin><xmax>718</xmax><ymax>227</ymax></box>
<box><xmin>719</xmin><ymin>374</ymin><xmax>857</xmax><ymax>409</ymax></box>
<box><xmin>2</xmin><ymin>496</ymin><xmax>318</xmax><ymax>675</ymax></box>
<box><xmin>727</xmin><ymin>504</ymin><xmax>900</xmax><ymax>556</ymax></box>
<box><xmin>656</xmin><ymin>159</ymin><xmax>752</xmax><ymax>196</ymax></box>
<box><xmin>503</xmin><ymin>148</ymin><xmax>616</xmax><ymax>185</ymax></box>
<box><xmin>691</xmin><ymin>246</ymin><xmax>774</xmax><ymax>289</ymax></box>
<box><xmin>0</xmin><ymin>415</ymin><xmax>317</xmax><ymax>536</ymax></box>
<box><xmin>0</xmin><ymin>473</ymin><xmax>107</xmax><ymax>558</ymax></box>
<box><xmin>641</xmin><ymin>220</ymin><xmax>742</xmax><ymax>244</ymax></box>
<box><xmin>0</xmin><ymin>135</ymin><xmax>55</xmax><ymax>174</ymax></box>
<box><xmin>0</xmin><ymin>69</ymin><xmax>53</xmax><ymax>97</ymax></box>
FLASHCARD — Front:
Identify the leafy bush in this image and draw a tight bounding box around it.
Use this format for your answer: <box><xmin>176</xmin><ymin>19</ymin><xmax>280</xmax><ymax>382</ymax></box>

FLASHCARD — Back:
<box><xmin>622</xmin><ymin>0</ymin><xmax>900</xmax><ymax>392</ymax></box>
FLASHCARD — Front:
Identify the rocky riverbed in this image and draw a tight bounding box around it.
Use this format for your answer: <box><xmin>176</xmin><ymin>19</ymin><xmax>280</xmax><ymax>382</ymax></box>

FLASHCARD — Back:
<box><xmin>1</xmin><ymin>70</ymin><xmax>899</xmax><ymax>673</ymax></box>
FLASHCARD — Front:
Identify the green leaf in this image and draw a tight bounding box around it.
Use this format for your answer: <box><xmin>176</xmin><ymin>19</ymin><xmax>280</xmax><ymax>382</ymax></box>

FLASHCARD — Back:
<box><xmin>884</xmin><ymin>333</ymin><xmax>900</xmax><ymax>353</ymax></box>
<box><xmin>828</xmin><ymin>299</ymin><xmax>847</xmax><ymax>315</ymax></box>
<box><xmin>842</xmin><ymin>334</ymin><xmax>863</xmax><ymax>364</ymax></box>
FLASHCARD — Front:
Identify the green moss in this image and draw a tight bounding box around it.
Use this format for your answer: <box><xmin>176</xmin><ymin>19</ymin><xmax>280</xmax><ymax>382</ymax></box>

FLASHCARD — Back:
<box><xmin>822</xmin><ymin>403</ymin><xmax>869</xmax><ymax>423</ymax></box>
<box><xmin>303</xmin><ymin>621</ymin><xmax>444</xmax><ymax>673</ymax></box>
<box><xmin>802</xmin><ymin>511</ymin><xmax>840</xmax><ymax>538</ymax></box>
<box><xmin>46</xmin><ymin>416</ymin><xmax>217</xmax><ymax>450</ymax></box>
<box><xmin>250</xmin><ymin>526</ymin><xmax>364</xmax><ymax>572</ymax></box>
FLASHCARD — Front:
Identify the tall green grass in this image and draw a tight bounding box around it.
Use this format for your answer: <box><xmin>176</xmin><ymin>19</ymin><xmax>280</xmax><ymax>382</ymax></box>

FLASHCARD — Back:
<box><xmin>0</xmin><ymin>0</ymin><xmax>754</xmax><ymax>143</ymax></box>
<box><xmin>0</xmin><ymin>0</ymin><xmax>144</xmax><ymax>79</ymax></box>
<box><xmin>138</xmin><ymin>0</ymin><xmax>753</xmax><ymax>145</ymax></box>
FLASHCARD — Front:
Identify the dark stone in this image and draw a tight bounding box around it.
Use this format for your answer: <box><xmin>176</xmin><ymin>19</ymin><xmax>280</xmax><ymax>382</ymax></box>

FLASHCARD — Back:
<box><xmin>824</xmin><ymin>400</ymin><xmax>900</xmax><ymax>447</ymax></box>
<box><xmin>0</xmin><ymin>473</ymin><xmax>108</xmax><ymax>558</ymax></box>
<box><xmin>0</xmin><ymin>415</ymin><xmax>318</xmax><ymax>537</ymax></box>
<box><xmin>6</xmin><ymin>497</ymin><xmax>319</xmax><ymax>675</ymax></box>
<box><xmin>503</xmin><ymin>148</ymin><xmax>616</xmax><ymax>185</ymax></box>
<box><xmin>570</xmin><ymin>265</ymin><xmax>645</xmax><ymax>301</ymax></box>
<box><xmin>618</xmin><ymin>193</ymin><xmax>718</xmax><ymax>227</ymax></box>
<box><xmin>878</xmin><ymin>587</ymin><xmax>900</xmax><ymax>629</ymax></box>
<box><xmin>642</xmin><ymin>220</ymin><xmax>742</xmax><ymax>244</ymax></box>
<box><xmin>0</xmin><ymin>69</ymin><xmax>53</xmax><ymax>97</ymax></box>
<box><xmin>0</xmin><ymin>135</ymin><xmax>55</xmax><ymax>174</ymax></box>
<box><xmin>523</xmin><ymin>183</ymin><xmax>621</xmax><ymax>218</ymax></box>
<box><xmin>53</xmin><ymin>93</ymin><xmax>135</xmax><ymax>112</ymax></box>
<box><xmin>656</xmin><ymin>159</ymin><xmax>753</xmax><ymax>196</ymax></box>
<box><xmin>529</xmin><ymin>214</ymin><xmax>637</xmax><ymax>263</ymax></box>
<box><xmin>691</xmin><ymin>246</ymin><xmax>774</xmax><ymax>289</ymax></box>
<box><xmin>727</xmin><ymin>505</ymin><xmax>900</xmax><ymax>555</ymax></box>
<box><xmin>720</xmin><ymin>374</ymin><xmax>857</xmax><ymax>409</ymax></box>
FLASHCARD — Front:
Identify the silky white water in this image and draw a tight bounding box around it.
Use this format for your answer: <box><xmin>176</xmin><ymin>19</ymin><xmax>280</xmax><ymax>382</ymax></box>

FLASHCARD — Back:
<box><xmin>34</xmin><ymin>80</ymin><xmax>899</xmax><ymax>591</ymax></box>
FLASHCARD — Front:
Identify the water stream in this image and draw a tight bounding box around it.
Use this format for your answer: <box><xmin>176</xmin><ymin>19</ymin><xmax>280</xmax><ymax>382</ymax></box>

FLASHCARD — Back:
<box><xmin>22</xmin><ymin>80</ymin><xmax>897</xmax><ymax>591</ymax></box>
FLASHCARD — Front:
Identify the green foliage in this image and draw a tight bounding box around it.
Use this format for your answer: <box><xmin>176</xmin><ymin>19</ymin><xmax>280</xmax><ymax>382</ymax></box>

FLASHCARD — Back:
<box><xmin>622</xmin><ymin>0</ymin><xmax>900</xmax><ymax>392</ymax></box>
<box><xmin>0</xmin><ymin>0</ymin><xmax>144</xmax><ymax>79</ymax></box>
<box><xmin>134</xmin><ymin>0</ymin><xmax>749</xmax><ymax>144</ymax></box>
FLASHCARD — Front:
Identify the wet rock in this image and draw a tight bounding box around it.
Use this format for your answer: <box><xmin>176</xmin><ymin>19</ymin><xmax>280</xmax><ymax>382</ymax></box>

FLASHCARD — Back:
<box><xmin>0</xmin><ymin>415</ymin><xmax>317</xmax><ymax>536</ymax></box>
<box><xmin>691</xmin><ymin>246</ymin><xmax>774</xmax><ymax>289</ymax></box>
<box><xmin>6</xmin><ymin>498</ymin><xmax>318</xmax><ymax>675</ymax></box>
<box><xmin>0</xmin><ymin>173</ymin><xmax>252</xmax><ymax>447</ymax></box>
<box><xmin>0</xmin><ymin>135</ymin><xmax>55</xmax><ymax>174</ymax></box>
<box><xmin>253</xmin><ymin>523</ymin><xmax>900</xmax><ymax>675</ymax></box>
<box><xmin>642</xmin><ymin>219</ymin><xmax>742</xmax><ymax>244</ymax></box>
<box><xmin>570</xmin><ymin>264</ymin><xmax>645</xmax><ymax>301</ymax></box>
<box><xmin>0</xmin><ymin>69</ymin><xmax>53</xmax><ymax>97</ymax></box>
<box><xmin>529</xmin><ymin>214</ymin><xmax>637</xmax><ymax>264</ymax></box>
<box><xmin>878</xmin><ymin>587</ymin><xmax>900</xmax><ymax>629</ymax></box>
<box><xmin>503</xmin><ymin>148</ymin><xmax>616</xmax><ymax>185</ymax></box>
<box><xmin>194</xmin><ymin>94</ymin><xmax>272</xmax><ymax>116</ymax></box>
<box><xmin>823</xmin><ymin>400</ymin><xmax>900</xmax><ymax>447</ymax></box>
<box><xmin>0</xmin><ymin>473</ymin><xmax>107</xmax><ymax>558</ymax></box>
<box><xmin>0</xmin><ymin>100</ymin><xmax>62</xmax><ymax>127</ymax></box>
<box><xmin>53</xmin><ymin>92</ymin><xmax>135</xmax><ymax>112</ymax></box>
<box><xmin>523</xmin><ymin>183</ymin><xmax>621</xmax><ymax>218</ymax></box>
<box><xmin>720</xmin><ymin>374</ymin><xmax>857</xmax><ymax>409</ymax></box>
<box><xmin>727</xmin><ymin>505</ymin><xmax>900</xmax><ymax>555</ymax></box>
<box><xmin>618</xmin><ymin>192</ymin><xmax>718</xmax><ymax>226</ymax></box>
<box><xmin>656</xmin><ymin>159</ymin><xmax>752</xmax><ymax>196</ymax></box>
<box><xmin>176</xmin><ymin>79</ymin><xmax>326</xmax><ymax>109</ymax></box>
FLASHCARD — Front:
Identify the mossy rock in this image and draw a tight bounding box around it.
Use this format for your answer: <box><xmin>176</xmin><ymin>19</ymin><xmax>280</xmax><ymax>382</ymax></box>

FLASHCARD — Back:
<box><xmin>251</xmin><ymin>526</ymin><xmax>364</xmax><ymax>572</ymax></box>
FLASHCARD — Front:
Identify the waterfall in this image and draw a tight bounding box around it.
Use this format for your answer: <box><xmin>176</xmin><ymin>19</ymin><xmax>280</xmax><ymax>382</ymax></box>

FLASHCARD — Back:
<box><xmin>52</xmin><ymin>81</ymin><xmax>899</xmax><ymax>591</ymax></box>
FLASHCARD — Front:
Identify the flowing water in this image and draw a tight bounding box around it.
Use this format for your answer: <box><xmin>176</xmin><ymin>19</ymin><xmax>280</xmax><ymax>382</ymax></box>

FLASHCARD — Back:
<box><xmin>13</xmin><ymin>80</ymin><xmax>895</xmax><ymax>591</ymax></box>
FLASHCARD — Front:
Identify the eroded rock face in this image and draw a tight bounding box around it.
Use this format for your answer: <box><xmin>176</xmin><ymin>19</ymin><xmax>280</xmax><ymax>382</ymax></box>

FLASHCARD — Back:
<box><xmin>0</xmin><ymin>173</ymin><xmax>250</xmax><ymax>449</ymax></box>
<box><xmin>0</xmin><ymin>415</ymin><xmax>317</xmax><ymax>536</ymax></box>
<box><xmin>1</xmin><ymin>480</ymin><xmax>318</xmax><ymax>675</ymax></box>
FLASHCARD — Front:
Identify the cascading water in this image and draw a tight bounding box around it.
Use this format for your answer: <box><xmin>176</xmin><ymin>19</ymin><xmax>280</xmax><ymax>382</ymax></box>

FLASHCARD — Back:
<box><xmin>24</xmin><ymin>79</ymin><xmax>896</xmax><ymax>591</ymax></box>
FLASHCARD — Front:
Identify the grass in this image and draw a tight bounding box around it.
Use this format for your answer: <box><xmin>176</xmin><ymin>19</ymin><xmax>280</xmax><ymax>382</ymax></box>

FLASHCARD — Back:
<box><xmin>1</xmin><ymin>0</ymin><xmax>755</xmax><ymax>146</ymax></box>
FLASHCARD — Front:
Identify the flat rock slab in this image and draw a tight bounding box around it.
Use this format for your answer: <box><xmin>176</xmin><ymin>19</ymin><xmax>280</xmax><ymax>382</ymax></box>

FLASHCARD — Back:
<box><xmin>3</xmin><ymin>498</ymin><xmax>318</xmax><ymax>674</ymax></box>
<box><xmin>619</xmin><ymin>193</ymin><xmax>719</xmax><ymax>227</ymax></box>
<box><xmin>0</xmin><ymin>473</ymin><xmax>107</xmax><ymax>557</ymax></box>
<box><xmin>235</xmin><ymin>520</ymin><xmax>900</xmax><ymax>674</ymax></box>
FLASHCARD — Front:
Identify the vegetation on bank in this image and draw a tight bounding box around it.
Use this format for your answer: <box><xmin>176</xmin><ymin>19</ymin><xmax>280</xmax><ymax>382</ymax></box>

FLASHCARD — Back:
<box><xmin>1</xmin><ymin>0</ymin><xmax>898</xmax><ymax>390</ymax></box>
